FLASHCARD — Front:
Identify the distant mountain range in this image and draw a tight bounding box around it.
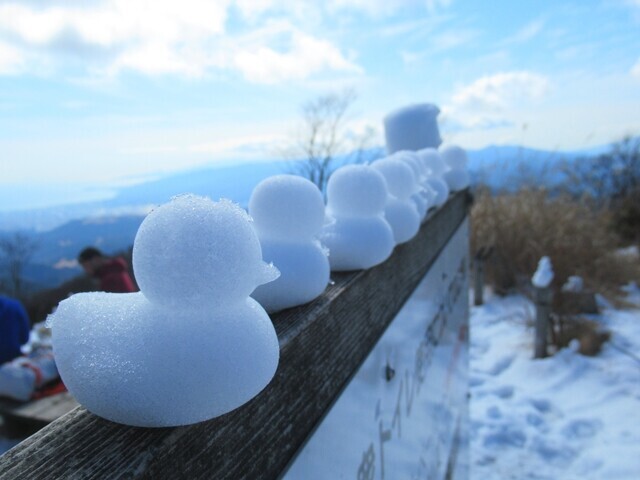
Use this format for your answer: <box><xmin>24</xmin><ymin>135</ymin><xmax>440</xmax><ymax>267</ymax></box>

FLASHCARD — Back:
<box><xmin>0</xmin><ymin>143</ymin><xmax>611</xmax><ymax>290</ymax></box>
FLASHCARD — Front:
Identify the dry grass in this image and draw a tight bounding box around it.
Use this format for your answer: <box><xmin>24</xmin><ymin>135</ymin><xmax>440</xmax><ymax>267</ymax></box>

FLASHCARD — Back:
<box><xmin>471</xmin><ymin>187</ymin><xmax>640</xmax><ymax>301</ymax></box>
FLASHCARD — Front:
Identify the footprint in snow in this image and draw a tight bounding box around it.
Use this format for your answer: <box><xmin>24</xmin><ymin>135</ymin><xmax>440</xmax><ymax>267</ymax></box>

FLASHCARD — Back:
<box><xmin>492</xmin><ymin>385</ymin><xmax>515</xmax><ymax>399</ymax></box>
<box><xmin>482</xmin><ymin>424</ymin><xmax>527</xmax><ymax>449</ymax></box>
<box><xmin>529</xmin><ymin>398</ymin><xmax>552</xmax><ymax>413</ymax></box>
<box><xmin>488</xmin><ymin>355</ymin><xmax>515</xmax><ymax>376</ymax></box>
<box><xmin>561</xmin><ymin>419</ymin><xmax>602</xmax><ymax>440</ymax></box>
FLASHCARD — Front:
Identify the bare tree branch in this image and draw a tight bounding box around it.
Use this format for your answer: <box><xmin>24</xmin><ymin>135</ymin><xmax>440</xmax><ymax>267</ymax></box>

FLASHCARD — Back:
<box><xmin>0</xmin><ymin>232</ymin><xmax>39</xmax><ymax>299</ymax></box>
<box><xmin>285</xmin><ymin>88</ymin><xmax>379</xmax><ymax>193</ymax></box>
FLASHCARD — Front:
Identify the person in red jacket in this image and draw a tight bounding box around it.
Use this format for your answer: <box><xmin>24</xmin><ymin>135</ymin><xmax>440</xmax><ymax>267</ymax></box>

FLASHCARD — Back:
<box><xmin>78</xmin><ymin>247</ymin><xmax>137</xmax><ymax>293</ymax></box>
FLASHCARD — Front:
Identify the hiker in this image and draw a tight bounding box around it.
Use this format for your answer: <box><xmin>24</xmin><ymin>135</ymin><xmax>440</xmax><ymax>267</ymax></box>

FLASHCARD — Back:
<box><xmin>78</xmin><ymin>247</ymin><xmax>137</xmax><ymax>293</ymax></box>
<box><xmin>0</xmin><ymin>296</ymin><xmax>30</xmax><ymax>365</ymax></box>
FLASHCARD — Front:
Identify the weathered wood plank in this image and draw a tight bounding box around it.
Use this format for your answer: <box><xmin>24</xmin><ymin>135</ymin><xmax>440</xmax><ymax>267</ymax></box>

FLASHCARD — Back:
<box><xmin>0</xmin><ymin>191</ymin><xmax>470</xmax><ymax>480</ymax></box>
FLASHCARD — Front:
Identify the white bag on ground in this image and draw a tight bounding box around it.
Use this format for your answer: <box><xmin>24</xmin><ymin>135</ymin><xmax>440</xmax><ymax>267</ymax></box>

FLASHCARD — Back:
<box><xmin>0</xmin><ymin>348</ymin><xmax>59</xmax><ymax>402</ymax></box>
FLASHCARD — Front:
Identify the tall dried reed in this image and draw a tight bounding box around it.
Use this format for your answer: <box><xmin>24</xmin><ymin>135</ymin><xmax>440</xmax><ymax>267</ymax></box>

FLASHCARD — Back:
<box><xmin>471</xmin><ymin>186</ymin><xmax>639</xmax><ymax>299</ymax></box>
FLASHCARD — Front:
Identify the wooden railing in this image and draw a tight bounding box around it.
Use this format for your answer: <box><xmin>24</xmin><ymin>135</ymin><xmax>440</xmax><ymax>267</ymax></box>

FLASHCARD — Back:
<box><xmin>0</xmin><ymin>191</ymin><xmax>471</xmax><ymax>480</ymax></box>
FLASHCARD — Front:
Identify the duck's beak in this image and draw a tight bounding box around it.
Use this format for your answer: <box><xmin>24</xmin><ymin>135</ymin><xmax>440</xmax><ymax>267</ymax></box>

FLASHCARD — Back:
<box><xmin>257</xmin><ymin>261</ymin><xmax>280</xmax><ymax>286</ymax></box>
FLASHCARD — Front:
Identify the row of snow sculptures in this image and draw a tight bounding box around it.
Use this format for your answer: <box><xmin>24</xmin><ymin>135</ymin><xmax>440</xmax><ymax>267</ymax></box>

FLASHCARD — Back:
<box><xmin>371</xmin><ymin>156</ymin><xmax>421</xmax><ymax>244</ymax></box>
<box><xmin>249</xmin><ymin>175</ymin><xmax>330</xmax><ymax>313</ymax></box>
<box><xmin>321</xmin><ymin>165</ymin><xmax>395</xmax><ymax>271</ymax></box>
<box><xmin>48</xmin><ymin>195</ymin><xmax>281</xmax><ymax>427</ymax></box>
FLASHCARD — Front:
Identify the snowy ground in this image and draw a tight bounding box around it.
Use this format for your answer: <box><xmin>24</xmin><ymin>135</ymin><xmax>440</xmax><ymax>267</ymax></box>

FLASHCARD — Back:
<box><xmin>470</xmin><ymin>288</ymin><xmax>640</xmax><ymax>479</ymax></box>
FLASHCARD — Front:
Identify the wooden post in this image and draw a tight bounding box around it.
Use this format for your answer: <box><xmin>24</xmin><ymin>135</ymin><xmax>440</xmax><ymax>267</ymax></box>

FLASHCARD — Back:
<box><xmin>473</xmin><ymin>246</ymin><xmax>492</xmax><ymax>306</ymax></box>
<box><xmin>473</xmin><ymin>257</ymin><xmax>484</xmax><ymax>306</ymax></box>
<box><xmin>534</xmin><ymin>286</ymin><xmax>553</xmax><ymax>359</ymax></box>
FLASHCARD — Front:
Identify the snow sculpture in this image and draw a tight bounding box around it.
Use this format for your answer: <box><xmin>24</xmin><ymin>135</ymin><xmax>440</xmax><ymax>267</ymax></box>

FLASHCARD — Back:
<box><xmin>249</xmin><ymin>175</ymin><xmax>330</xmax><ymax>312</ymax></box>
<box><xmin>562</xmin><ymin>276</ymin><xmax>584</xmax><ymax>293</ymax></box>
<box><xmin>372</xmin><ymin>156</ymin><xmax>421</xmax><ymax>244</ymax></box>
<box><xmin>321</xmin><ymin>165</ymin><xmax>395</xmax><ymax>271</ymax></box>
<box><xmin>532</xmin><ymin>256</ymin><xmax>554</xmax><ymax>288</ymax></box>
<box><xmin>393</xmin><ymin>151</ymin><xmax>430</xmax><ymax>220</ymax></box>
<box><xmin>48</xmin><ymin>195</ymin><xmax>280</xmax><ymax>427</ymax></box>
<box><xmin>418</xmin><ymin>148</ymin><xmax>450</xmax><ymax>208</ymax></box>
<box><xmin>383</xmin><ymin>103</ymin><xmax>442</xmax><ymax>154</ymax></box>
<box><xmin>440</xmin><ymin>144</ymin><xmax>470</xmax><ymax>191</ymax></box>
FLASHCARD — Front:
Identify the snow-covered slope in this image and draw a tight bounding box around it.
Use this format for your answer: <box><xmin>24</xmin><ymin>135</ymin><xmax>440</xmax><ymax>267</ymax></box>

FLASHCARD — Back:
<box><xmin>470</xmin><ymin>290</ymin><xmax>640</xmax><ymax>479</ymax></box>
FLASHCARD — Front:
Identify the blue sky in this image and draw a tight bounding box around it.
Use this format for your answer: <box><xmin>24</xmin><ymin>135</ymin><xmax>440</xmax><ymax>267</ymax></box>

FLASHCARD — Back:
<box><xmin>0</xmin><ymin>0</ymin><xmax>639</xmax><ymax>209</ymax></box>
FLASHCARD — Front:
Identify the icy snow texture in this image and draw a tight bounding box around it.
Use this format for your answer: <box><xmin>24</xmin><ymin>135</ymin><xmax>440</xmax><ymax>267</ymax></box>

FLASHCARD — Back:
<box><xmin>372</xmin><ymin>157</ymin><xmax>421</xmax><ymax>244</ymax></box>
<box><xmin>249</xmin><ymin>175</ymin><xmax>329</xmax><ymax>312</ymax></box>
<box><xmin>383</xmin><ymin>103</ymin><xmax>442</xmax><ymax>154</ymax></box>
<box><xmin>49</xmin><ymin>195</ymin><xmax>280</xmax><ymax>427</ymax></box>
<box><xmin>532</xmin><ymin>256</ymin><xmax>554</xmax><ymax>288</ymax></box>
<box><xmin>321</xmin><ymin>165</ymin><xmax>394</xmax><ymax>271</ymax></box>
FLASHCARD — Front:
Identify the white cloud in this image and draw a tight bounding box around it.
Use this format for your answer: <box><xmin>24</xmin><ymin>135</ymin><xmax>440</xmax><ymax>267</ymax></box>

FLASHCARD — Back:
<box><xmin>0</xmin><ymin>0</ymin><xmax>361</xmax><ymax>82</ymax></box>
<box><xmin>442</xmin><ymin>71</ymin><xmax>550</xmax><ymax>129</ymax></box>
<box><xmin>632</xmin><ymin>58</ymin><xmax>640</xmax><ymax>79</ymax></box>
<box><xmin>233</xmin><ymin>29</ymin><xmax>362</xmax><ymax>84</ymax></box>
<box><xmin>0</xmin><ymin>41</ymin><xmax>24</xmax><ymax>74</ymax></box>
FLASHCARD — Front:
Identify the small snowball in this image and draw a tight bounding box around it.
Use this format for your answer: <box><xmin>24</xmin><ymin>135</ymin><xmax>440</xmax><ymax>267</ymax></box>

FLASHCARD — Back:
<box><xmin>393</xmin><ymin>150</ymin><xmax>425</xmax><ymax>182</ymax></box>
<box><xmin>418</xmin><ymin>148</ymin><xmax>447</xmax><ymax>176</ymax></box>
<box><xmin>426</xmin><ymin>177</ymin><xmax>450</xmax><ymax>208</ymax></box>
<box><xmin>562</xmin><ymin>276</ymin><xmax>584</xmax><ymax>293</ymax></box>
<box><xmin>532</xmin><ymin>256</ymin><xmax>554</xmax><ymax>288</ymax></box>
<box><xmin>372</xmin><ymin>157</ymin><xmax>421</xmax><ymax>244</ymax></box>
<box><xmin>383</xmin><ymin>104</ymin><xmax>442</xmax><ymax>154</ymax></box>
<box><xmin>249</xmin><ymin>176</ymin><xmax>329</xmax><ymax>312</ymax></box>
<box><xmin>249</xmin><ymin>175</ymin><xmax>325</xmax><ymax>241</ymax></box>
<box><xmin>326</xmin><ymin>165</ymin><xmax>388</xmax><ymax>217</ymax></box>
<box><xmin>321</xmin><ymin>217</ymin><xmax>394</xmax><ymax>271</ymax></box>
<box><xmin>322</xmin><ymin>164</ymin><xmax>395</xmax><ymax>271</ymax></box>
<box><xmin>439</xmin><ymin>144</ymin><xmax>468</xmax><ymax>170</ymax></box>
<box><xmin>133</xmin><ymin>195</ymin><xmax>279</xmax><ymax>309</ymax></box>
<box><xmin>371</xmin><ymin>157</ymin><xmax>418</xmax><ymax>200</ymax></box>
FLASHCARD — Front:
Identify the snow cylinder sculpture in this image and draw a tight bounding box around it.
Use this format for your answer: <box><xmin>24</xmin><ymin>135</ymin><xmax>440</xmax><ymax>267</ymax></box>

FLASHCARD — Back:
<box><xmin>48</xmin><ymin>195</ymin><xmax>280</xmax><ymax>427</ymax></box>
<box><xmin>321</xmin><ymin>165</ymin><xmax>395</xmax><ymax>271</ymax></box>
<box><xmin>383</xmin><ymin>103</ymin><xmax>442</xmax><ymax>154</ymax></box>
<box><xmin>372</xmin><ymin>156</ymin><xmax>421</xmax><ymax>244</ymax></box>
<box><xmin>249</xmin><ymin>175</ymin><xmax>330</xmax><ymax>313</ymax></box>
